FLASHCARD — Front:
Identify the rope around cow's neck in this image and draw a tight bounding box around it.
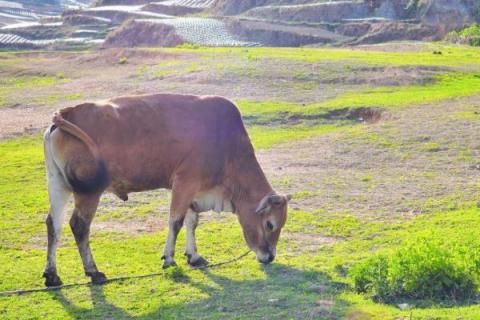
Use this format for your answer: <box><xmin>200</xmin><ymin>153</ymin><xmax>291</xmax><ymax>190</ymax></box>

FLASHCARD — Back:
<box><xmin>0</xmin><ymin>250</ymin><xmax>251</xmax><ymax>297</ymax></box>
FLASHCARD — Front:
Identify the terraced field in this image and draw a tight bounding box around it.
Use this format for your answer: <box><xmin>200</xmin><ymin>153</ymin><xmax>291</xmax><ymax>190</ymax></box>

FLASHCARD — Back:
<box><xmin>141</xmin><ymin>17</ymin><xmax>257</xmax><ymax>46</ymax></box>
<box><xmin>0</xmin><ymin>44</ymin><xmax>480</xmax><ymax>319</ymax></box>
<box><xmin>0</xmin><ymin>33</ymin><xmax>54</xmax><ymax>46</ymax></box>
<box><xmin>160</xmin><ymin>0</ymin><xmax>216</xmax><ymax>9</ymax></box>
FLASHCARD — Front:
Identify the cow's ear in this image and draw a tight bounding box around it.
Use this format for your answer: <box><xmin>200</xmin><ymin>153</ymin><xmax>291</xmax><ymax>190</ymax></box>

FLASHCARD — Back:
<box><xmin>255</xmin><ymin>195</ymin><xmax>271</xmax><ymax>215</ymax></box>
<box><xmin>286</xmin><ymin>194</ymin><xmax>292</xmax><ymax>202</ymax></box>
<box><xmin>268</xmin><ymin>194</ymin><xmax>286</xmax><ymax>206</ymax></box>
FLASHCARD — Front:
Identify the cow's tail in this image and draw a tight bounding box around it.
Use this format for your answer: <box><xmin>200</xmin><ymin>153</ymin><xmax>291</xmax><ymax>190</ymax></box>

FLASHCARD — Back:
<box><xmin>52</xmin><ymin>112</ymin><xmax>109</xmax><ymax>194</ymax></box>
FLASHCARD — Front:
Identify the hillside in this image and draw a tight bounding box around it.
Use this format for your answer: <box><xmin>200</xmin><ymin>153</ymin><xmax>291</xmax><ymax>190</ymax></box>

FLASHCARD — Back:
<box><xmin>0</xmin><ymin>0</ymin><xmax>478</xmax><ymax>49</ymax></box>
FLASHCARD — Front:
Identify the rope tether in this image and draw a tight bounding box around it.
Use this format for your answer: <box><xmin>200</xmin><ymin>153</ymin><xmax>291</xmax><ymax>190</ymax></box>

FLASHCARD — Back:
<box><xmin>0</xmin><ymin>250</ymin><xmax>251</xmax><ymax>297</ymax></box>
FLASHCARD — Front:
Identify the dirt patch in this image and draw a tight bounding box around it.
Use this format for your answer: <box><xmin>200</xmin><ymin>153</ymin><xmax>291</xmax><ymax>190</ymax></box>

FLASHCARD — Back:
<box><xmin>227</xmin><ymin>18</ymin><xmax>350</xmax><ymax>46</ymax></box>
<box><xmin>352</xmin><ymin>21</ymin><xmax>440</xmax><ymax>45</ymax></box>
<box><xmin>75</xmin><ymin>47</ymin><xmax>186</xmax><ymax>65</ymax></box>
<box><xmin>93</xmin><ymin>218</ymin><xmax>167</xmax><ymax>233</ymax></box>
<box><xmin>283</xmin><ymin>232</ymin><xmax>339</xmax><ymax>253</ymax></box>
<box><xmin>418</xmin><ymin>0</ymin><xmax>475</xmax><ymax>36</ymax></box>
<box><xmin>336</xmin><ymin>22</ymin><xmax>372</xmax><ymax>38</ymax></box>
<box><xmin>143</xmin><ymin>3</ymin><xmax>203</xmax><ymax>16</ymax></box>
<box><xmin>95</xmin><ymin>0</ymin><xmax>151</xmax><ymax>5</ymax></box>
<box><xmin>0</xmin><ymin>105</ymin><xmax>54</xmax><ymax>140</ymax></box>
<box><xmin>324</xmin><ymin>107</ymin><xmax>384</xmax><ymax>123</ymax></box>
<box><xmin>261</xmin><ymin>107</ymin><xmax>385</xmax><ymax>127</ymax></box>
<box><xmin>104</xmin><ymin>20</ymin><xmax>185</xmax><ymax>47</ymax></box>
<box><xmin>244</xmin><ymin>2</ymin><xmax>370</xmax><ymax>24</ymax></box>
<box><xmin>63</xmin><ymin>14</ymin><xmax>112</xmax><ymax>26</ymax></box>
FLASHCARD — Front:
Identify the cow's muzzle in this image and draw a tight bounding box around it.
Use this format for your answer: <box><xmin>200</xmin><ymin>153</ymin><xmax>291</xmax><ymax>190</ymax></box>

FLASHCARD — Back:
<box><xmin>256</xmin><ymin>250</ymin><xmax>275</xmax><ymax>264</ymax></box>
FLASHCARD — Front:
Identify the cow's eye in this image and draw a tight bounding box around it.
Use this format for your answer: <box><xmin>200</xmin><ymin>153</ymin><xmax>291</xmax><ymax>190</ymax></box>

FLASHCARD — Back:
<box><xmin>266</xmin><ymin>221</ymin><xmax>274</xmax><ymax>231</ymax></box>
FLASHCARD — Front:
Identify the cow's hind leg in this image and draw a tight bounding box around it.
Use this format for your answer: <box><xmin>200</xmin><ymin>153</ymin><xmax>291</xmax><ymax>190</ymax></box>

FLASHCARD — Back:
<box><xmin>70</xmin><ymin>193</ymin><xmax>107</xmax><ymax>284</ymax></box>
<box><xmin>184</xmin><ymin>209</ymin><xmax>208</xmax><ymax>267</ymax></box>
<box><xmin>43</xmin><ymin>172</ymin><xmax>71</xmax><ymax>287</ymax></box>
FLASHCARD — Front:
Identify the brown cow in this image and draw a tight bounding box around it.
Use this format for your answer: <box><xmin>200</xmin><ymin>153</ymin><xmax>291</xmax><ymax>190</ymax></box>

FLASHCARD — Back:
<box><xmin>42</xmin><ymin>93</ymin><xmax>290</xmax><ymax>287</ymax></box>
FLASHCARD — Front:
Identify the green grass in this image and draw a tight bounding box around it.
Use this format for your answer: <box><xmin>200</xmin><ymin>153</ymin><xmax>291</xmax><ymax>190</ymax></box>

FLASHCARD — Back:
<box><xmin>2</xmin><ymin>133</ymin><xmax>480</xmax><ymax>318</ymax></box>
<box><xmin>165</xmin><ymin>44</ymin><xmax>480</xmax><ymax>68</ymax></box>
<box><xmin>0</xmin><ymin>75</ymin><xmax>67</xmax><ymax>107</ymax></box>
<box><xmin>249</xmin><ymin>124</ymin><xmax>340</xmax><ymax>149</ymax></box>
<box><xmin>238</xmin><ymin>72</ymin><xmax>480</xmax><ymax>127</ymax></box>
<box><xmin>2</xmin><ymin>45</ymin><xmax>480</xmax><ymax>319</ymax></box>
<box><xmin>322</xmin><ymin>73</ymin><xmax>480</xmax><ymax>109</ymax></box>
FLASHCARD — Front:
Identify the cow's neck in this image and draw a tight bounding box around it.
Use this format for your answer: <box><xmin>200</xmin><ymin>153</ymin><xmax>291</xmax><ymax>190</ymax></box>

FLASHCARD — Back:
<box><xmin>228</xmin><ymin>153</ymin><xmax>272</xmax><ymax>209</ymax></box>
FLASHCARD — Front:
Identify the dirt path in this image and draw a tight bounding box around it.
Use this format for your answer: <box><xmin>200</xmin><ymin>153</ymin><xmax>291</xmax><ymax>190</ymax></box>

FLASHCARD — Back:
<box><xmin>0</xmin><ymin>104</ymin><xmax>54</xmax><ymax>139</ymax></box>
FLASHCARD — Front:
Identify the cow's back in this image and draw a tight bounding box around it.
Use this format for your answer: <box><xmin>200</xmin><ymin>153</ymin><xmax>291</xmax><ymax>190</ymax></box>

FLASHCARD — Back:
<box><xmin>59</xmin><ymin>94</ymin><xmax>249</xmax><ymax>193</ymax></box>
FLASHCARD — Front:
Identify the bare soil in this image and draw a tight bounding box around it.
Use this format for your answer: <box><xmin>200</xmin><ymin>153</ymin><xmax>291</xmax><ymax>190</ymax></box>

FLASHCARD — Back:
<box><xmin>104</xmin><ymin>20</ymin><xmax>185</xmax><ymax>47</ymax></box>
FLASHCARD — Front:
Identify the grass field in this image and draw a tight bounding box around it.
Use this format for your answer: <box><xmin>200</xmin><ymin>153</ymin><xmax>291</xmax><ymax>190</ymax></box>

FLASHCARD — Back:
<box><xmin>0</xmin><ymin>43</ymin><xmax>480</xmax><ymax>319</ymax></box>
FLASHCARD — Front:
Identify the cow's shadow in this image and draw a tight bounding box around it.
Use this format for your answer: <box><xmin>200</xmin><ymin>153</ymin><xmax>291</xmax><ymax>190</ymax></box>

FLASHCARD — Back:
<box><xmin>50</xmin><ymin>264</ymin><xmax>350</xmax><ymax>319</ymax></box>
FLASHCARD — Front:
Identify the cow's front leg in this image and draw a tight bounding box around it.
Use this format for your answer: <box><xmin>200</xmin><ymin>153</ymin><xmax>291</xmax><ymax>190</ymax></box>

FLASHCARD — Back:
<box><xmin>162</xmin><ymin>218</ymin><xmax>183</xmax><ymax>268</ymax></box>
<box><xmin>184</xmin><ymin>209</ymin><xmax>208</xmax><ymax>267</ymax></box>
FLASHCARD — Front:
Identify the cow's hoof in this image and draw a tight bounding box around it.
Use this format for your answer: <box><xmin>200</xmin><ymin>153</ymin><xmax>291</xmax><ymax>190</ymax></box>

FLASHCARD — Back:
<box><xmin>87</xmin><ymin>271</ymin><xmax>108</xmax><ymax>285</ymax></box>
<box><xmin>162</xmin><ymin>256</ymin><xmax>177</xmax><ymax>269</ymax></box>
<box><xmin>43</xmin><ymin>272</ymin><xmax>63</xmax><ymax>287</ymax></box>
<box><xmin>187</xmin><ymin>255</ymin><xmax>209</xmax><ymax>268</ymax></box>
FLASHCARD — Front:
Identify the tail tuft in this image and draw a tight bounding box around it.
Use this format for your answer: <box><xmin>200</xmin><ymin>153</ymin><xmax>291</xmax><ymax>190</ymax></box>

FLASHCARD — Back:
<box><xmin>53</xmin><ymin>109</ymin><xmax>110</xmax><ymax>194</ymax></box>
<box><xmin>65</xmin><ymin>159</ymin><xmax>109</xmax><ymax>194</ymax></box>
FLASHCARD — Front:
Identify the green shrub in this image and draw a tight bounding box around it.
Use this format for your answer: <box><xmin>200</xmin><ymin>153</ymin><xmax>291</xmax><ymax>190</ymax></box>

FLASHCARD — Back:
<box><xmin>352</xmin><ymin>235</ymin><xmax>480</xmax><ymax>303</ymax></box>
<box><xmin>446</xmin><ymin>24</ymin><xmax>480</xmax><ymax>46</ymax></box>
<box><xmin>118</xmin><ymin>56</ymin><xmax>128</xmax><ymax>65</ymax></box>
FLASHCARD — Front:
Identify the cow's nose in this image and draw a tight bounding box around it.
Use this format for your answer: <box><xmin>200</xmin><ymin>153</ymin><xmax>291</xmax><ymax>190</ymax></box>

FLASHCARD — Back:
<box><xmin>258</xmin><ymin>252</ymin><xmax>275</xmax><ymax>264</ymax></box>
<box><xmin>267</xmin><ymin>254</ymin><xmax>275</xmax><ymax>263</ymax></box>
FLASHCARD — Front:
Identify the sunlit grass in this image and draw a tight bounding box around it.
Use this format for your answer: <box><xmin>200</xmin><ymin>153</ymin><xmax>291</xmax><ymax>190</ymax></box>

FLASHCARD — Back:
<box><xmin>322</xmin><ymin>73</ymin><xmax>480</xmax><ymax>109</ymax></box>
<box><xmin>0</xmin><ymin>75</ymin><xmax>67</xmax><ymax>107</ymax></box>
<box><xmin>239</xmin><ymin>72</ymin><xmax>480</xmax><ymax>120</ymax></box>
<box><xmin>249</xmin><ymin>124</ymin><xmax>340</xmax><ymax>149</ymax></box>
<box><xmin>165</xmin><ymin>44</ymin><xmax>480</xmax><ymax>67</ymax></box>
<box><xmin>2</xmin><ymin>45</ymin><xmax>480</xmax><ymax>319</ymax></box>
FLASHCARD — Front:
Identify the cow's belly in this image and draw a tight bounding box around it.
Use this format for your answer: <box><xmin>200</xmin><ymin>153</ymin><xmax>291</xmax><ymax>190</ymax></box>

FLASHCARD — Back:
<box><xmin>192</xmin><ymin>187</ymin><xmax>234</xmax><ymax>213</ymax></box>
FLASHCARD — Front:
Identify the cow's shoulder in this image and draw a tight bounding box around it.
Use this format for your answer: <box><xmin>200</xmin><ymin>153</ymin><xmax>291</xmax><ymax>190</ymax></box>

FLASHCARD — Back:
<box><xmin>196</xmin><ymin>95</ymin><xmax>242</xmax><ymax>121</ymax></box>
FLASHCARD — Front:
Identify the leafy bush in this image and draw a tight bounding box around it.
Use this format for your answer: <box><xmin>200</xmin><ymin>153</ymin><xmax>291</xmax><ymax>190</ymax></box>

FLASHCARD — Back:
<box><xmin>352</xmin><ymin>235</ymin><xmax>480</xmax><ymax>304</ymax></box>
<box><xmin>118</xmin><ymin>56</ymin><xmax>128</xmax><ymax>65</ymax></box>
<box><xmin>446</xmin><ymin>24</ymin><xmax>480</xmax><ymax>46</ymax></box>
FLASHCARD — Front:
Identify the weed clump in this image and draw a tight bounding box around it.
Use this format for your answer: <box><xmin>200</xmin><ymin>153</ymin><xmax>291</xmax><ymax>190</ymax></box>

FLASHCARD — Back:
<box><xmin>446</xmin><ymin>24</ymin><xmax>480</xmax><ymax>46</ymax></box>
<box><xmin>352</xmin><ymin>235</ymin><xmax>480</xmax><ymax>304</ymax></box>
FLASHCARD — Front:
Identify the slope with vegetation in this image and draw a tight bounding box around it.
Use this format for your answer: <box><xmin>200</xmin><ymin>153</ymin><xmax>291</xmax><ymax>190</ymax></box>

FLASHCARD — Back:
<box><xmin>1</xmin><ymin>0</ymin><xmax>479</xmax><ymax>49</ymax></box>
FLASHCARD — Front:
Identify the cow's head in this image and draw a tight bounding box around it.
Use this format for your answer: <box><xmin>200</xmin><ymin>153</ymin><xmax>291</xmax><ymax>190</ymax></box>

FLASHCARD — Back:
<box><xmin>237</xmin><ymin>193</ymin><xmax>291</xmax><ymax>264</ymax></box>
